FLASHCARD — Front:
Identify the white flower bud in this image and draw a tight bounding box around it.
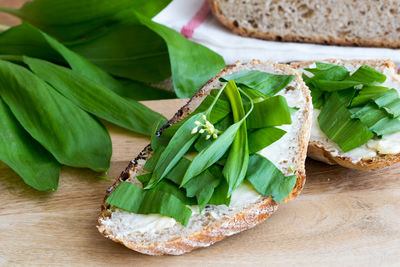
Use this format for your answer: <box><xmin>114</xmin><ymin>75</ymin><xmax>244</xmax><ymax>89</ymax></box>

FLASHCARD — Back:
<box><xmin>213</xmin><ymin>133</ymin><xmax>218</xmax><ymax>139</ymax></box>
<box><xmin>199</xmin><ymin>129</ymin><xmax>205</xmax><ymax>134</ymax></box>
<box><xmin>194</xmin><ymin>121</ymin><xmax>201</xmax><ymax>125</ymax></box>
<box><xmin>191</xmin><ymin>127</ymin><xmax>198</xmax><ymax>134</ymax></box>
<box><xmin>206</xmin><ymin>134</ymin><xmax>211</xmax><ymax>140</ymax></box>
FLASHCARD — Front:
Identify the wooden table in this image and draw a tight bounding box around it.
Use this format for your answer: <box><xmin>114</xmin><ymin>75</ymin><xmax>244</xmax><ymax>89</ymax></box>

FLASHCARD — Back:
<box><xmin>1</xmin><ymin>99</ymin><xmax>399</xmax><ymax>266</ymax></box>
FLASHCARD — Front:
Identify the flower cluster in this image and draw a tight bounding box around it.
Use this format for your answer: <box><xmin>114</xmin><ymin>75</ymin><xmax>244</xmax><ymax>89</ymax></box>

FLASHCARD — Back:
<box><xmin>191</xmin><ymin>115</ymin><xmax>221</xmax><ymax>140</ymax></box>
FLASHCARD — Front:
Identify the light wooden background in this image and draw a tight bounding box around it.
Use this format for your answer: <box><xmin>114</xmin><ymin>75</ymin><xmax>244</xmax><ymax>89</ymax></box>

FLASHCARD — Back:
<box><xmin>0</xmin><ymin>1</ymin><xmax>400</xmax><ymax>266</ymax></box>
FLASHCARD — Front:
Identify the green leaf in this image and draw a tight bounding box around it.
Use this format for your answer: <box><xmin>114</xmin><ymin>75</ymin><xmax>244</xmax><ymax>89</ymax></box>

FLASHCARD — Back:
<box><xmin>68</xmin><ymin>24</ymin><xmax>171</xmax><ymax>83</ymax></box>
<box><xmin>347</xmin><ymin>65</ymin><xmax>386</xmax><ymax>84</ymax></box>
<box><xmin>117</xmin><ymin>79</ymin><xmax>176</xmax><ymax>101</ymax></box>
<box><xmin>0</xmin><ymin>0</ymin><xmax>172</xmax><ymax>41</ymax></box>
<box><xmin>247</xmin><ymin>95</ymin><xmax>292</xmax><ymax>129</ymax></box>
<box><xmin>208</xmin><ymin>178</ymin><xmax>231</xmax><ymax>206</ymax></box>
<box><xmin>305</xmin><ymin>62</ymin><xmax>349</xmax><ymax>81</ymax></box>
<box><xmin>222</xmin><ymin>82</ymin><xmax>250</xmax><ymax>195</ymax></box>
<box><xmin>145</xmin><ymin>113</ymin><xmax>202</xmax><ymax>189</ymax></box>
<box><xmin>136</xmin><ymin>173</ymin><xmax>151</xmax><ymax>185</ymax></box>
<box><xmin>0</xmin><ymin>23</ymin><xmax>172</xmax><ymax>103</ymax></box>
<box><xmin>337</xmin><ymin>88</ymin><xmax>357</xmax><ymax>107</ymax></box>
<box><xmin>248</xmin><ymin>127</ymin><xmax>286</xmax><ymax>154</ymax></box>
<box><xmin>106</xmin><ymin>181</ymin><xmax>192</xmax><ymax>226</ymax></box>
<box><xmin>136</xmin><ymin>13</ymin><xmax>225</xmax><ymax>98</ymax></box>
<box><xmin>312</xmin><ymin>80</ymin><xmax>364</xmax><ymax>92</ymax></box>
<box><xmin>0</xmin><ymin>98</ymin><xmax>60</xmax><ymax>191</ymax></box>
<box><xmin>220</xmin><ymin>70</ymin><xmax>295</xmax><ymax>96</ymax></box>
<box><xmin>351</xmin><ymin>103</ymin><xmax>400</xmax><ymax>136</ymax></box>
<box><xmin>246</xmin><ymin>154</ymin><xmax>297</xmax><ymax>203</ymax></box>
<box><xmin>350</xmin><ymin>86</ymin><xmax>389</xmax><ymax>107</ymax></box>
<box><xmin>23</xmin><ymin>57</ymin><xmax>167</xmax><ymax>136</ymax></box>
<box><xmin>0</xmin><ymin>60</ymin><xmax>111</xmax><ymax>171</ymax></box>
<box><xmin>184</xmin><ymin>166</ymin><xmax>221</xmax><ymax>211</ymax></box>
<box><xmin>370</xmin><ymin>117</ymin><xmax>400</xmax><ymax>136</ymax></box>
<box><xmin>318</xmin><ymin>92</ymin><xmax>374</xmax><ymax>152</ymax></box>
<box><xmin>164</xmin><ymin>157</ymin><xmax>191</xmax><ymax>185</ymax></box>
<box><xmin>181</xmin><ymin>81</ymin><xmax>254</xmax><ymax>188</ymax></box>
<box><xmin>373</xmin><ymin>89</ymin><xmax>400</xmax><ymax>118</ymax></box>
<box><xmin>350</xmin><ymin>103</ymin><xmax>387</xmax><ymax>128</ymax></box>
<box><xmin>143</xmin><ymin>146</ymin><xmax>165</xmax><ymax>172</ymax></box>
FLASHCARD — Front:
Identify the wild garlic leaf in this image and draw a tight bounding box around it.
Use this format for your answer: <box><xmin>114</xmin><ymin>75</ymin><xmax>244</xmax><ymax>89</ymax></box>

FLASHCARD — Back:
<box><xmin>136</xmin><ymin>12</ymin><xmax>226</xmax><ymax>98</ymax></box>
<box><xmin>246</xmin><ymin>154</ymin><xmax>297</xmax><ymax>203</ymax></box>
<box><xmin>248</xmin><ymin>127</ymin><xmax>286</xmax><ymax>154</ymax></box>
<box><xmin>143</xmin><ymin>146</ymin><xmax>165</xmax><ymax>172</ymax></box>
<box><xmin>145</xmin><ymin>113</ymin><xmax>203</xmax><ymax>189</ymax></box>
<box><xmin>24</xmin><ymin>56</ymin><xmax>167</xmax><ymax>136</ymax></box>
<box><xmin>0</xmin><ymin>60</ymin><xmax>112</xmax><ymax>172</ymax></box>
<box><xmin>350</xmin><ymin>86</ymin><xmax>390</xmax><ymax>107</ymax></box>
<box><xmin>223</xmin><ymin>82</ymin><xmax>250</xmax><ymax>196</ymax></box>
<box><xmin>68</xmin><ymin>24</ymin><xmax>171</xmax><ymax>83</ymax></box>
<box><xmin>181</xmin><ymin>81</ymin><xmax>254</xmax><ymax>188</ymax></box>
<box><xmin>0</xmin><ymin>0</ymin><xmax>172</xmax><ymax>41</ymax></box>
<box><xmin>208</xmin><ymin>176</ymin><xmax>231</xmax><ymax>206</ymax></box>
<box><xmin>305</xmin><ymin>62</ymin><xmax>349</xmax><ymax>81</ymax></box>
<box><xmin>312</xmin><ymin>80</ymin><xmax>364</xmax><ymax>92</ymax></box>
<box><xmin>351</xmin><ymin>103</ymin><xmax>400</xmax><ymax>136</ymax></box>
<box><xmin>318</xmin><ymin>92</ymin><xmax>374</xmax><ymax>152</ymax></box>
<box><xmin>246</xmin><ymin>95</ymin><xmax>292</xmax><ymax>129</ymax></box>
<box><xmin>184</xmin><ymin>166</ymin><xmax>221</xmax><ymax>211</ymax></box>
<box><xmin>0</xmin><ymin>23</ymin><xmax>172</xmax><ymax>102</ymax></box>
<box><xmin>346</xmin><ymin>65</ymin><xmax>386</xmax><ymax>84</ymax></box>
<box><xmin>0</xmin><ymin>98</ymin><xmax>60</xmax><ymax>191</ymax></box>
<box><xmin>106</xmin><ymin>181</ymin><xmax>192</xmax><ymax>226</ymax></box>
<box><xmin>220</xmin><ymin>70</ymin><xmax>295</xmax><ymax>96</ymax></box>
<box><xmin>370</xmin><ymin>117</ymin><xmax>400</xmax><ymax>136</ymax></box>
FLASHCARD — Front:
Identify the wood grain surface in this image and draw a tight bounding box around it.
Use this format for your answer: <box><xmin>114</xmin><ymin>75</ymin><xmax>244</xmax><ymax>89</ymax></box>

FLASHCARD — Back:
<box><xmin>0</xmin><ymin>1</ymin><xmax>400</xmax><ymax>266</ymax></box>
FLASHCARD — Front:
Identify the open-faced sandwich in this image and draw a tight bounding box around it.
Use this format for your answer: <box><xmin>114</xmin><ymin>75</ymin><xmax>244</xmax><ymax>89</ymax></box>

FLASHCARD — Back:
<box><xmin>291</xmin><ymin>59</ymin><xmax>400</xmax><ymax>170</ymax></box>
<box><xmin>97</xmin><ymin>60</ymin><xmax>312</xmax><ymax>255</ymax></box>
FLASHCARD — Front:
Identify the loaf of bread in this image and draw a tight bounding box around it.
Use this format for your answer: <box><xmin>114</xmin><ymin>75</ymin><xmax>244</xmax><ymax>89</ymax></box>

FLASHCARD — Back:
<box><xmin>209</xmin><ymin>0</ymin><xmax>400</xmax><ymax>48</ymax></box>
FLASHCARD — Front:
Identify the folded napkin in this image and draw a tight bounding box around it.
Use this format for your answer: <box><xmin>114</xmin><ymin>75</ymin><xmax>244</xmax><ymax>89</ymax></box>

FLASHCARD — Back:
<box><xmin>154</xmin><ymin>0</ymin><xmax>400</xmax><ymax>66</ymax></box>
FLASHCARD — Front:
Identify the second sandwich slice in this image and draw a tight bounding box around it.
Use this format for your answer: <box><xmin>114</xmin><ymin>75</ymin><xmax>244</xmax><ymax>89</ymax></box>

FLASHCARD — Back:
<box><xmin>98</xmin><ymin>60</ymin><xmax>312</xmax><ymax>255</ymax></box>
<box><xmin>292</xmin><ymin>59</ymin><xmax>400</xmax><ymax>170</ymax></box>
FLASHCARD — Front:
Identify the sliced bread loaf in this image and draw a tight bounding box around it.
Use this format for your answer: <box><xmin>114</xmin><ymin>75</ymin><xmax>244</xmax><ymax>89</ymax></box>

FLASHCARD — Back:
<box><xmin>209</xmin><ymin>0</ymin><xmax>400</xmax><ymax>48</ymax></box>
<box><xmin>291</xmin><ymin>59</ymin><xmax>400</xmax><ymax>170</ymax></box>
<box><xmin>97</xmin><ymin>60</ymin><xmax>312</xmax><ymax>255</ymax></box>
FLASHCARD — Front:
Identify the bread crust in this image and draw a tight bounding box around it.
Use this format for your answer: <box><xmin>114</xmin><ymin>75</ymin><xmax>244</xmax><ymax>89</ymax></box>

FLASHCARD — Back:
<box><xmin>208</xmin><ymin>0</ymin><xmax>400</xmax><ymax>49</ymax></box>
<box><xmin>97</xmin><ymin>60</ymin><xmax>312</xmax><ymax>255</ymax></box>
<box><xmin>291</xmin><ymin>59</ymin><xmax>400</xmax><ymax>170</ymax></box>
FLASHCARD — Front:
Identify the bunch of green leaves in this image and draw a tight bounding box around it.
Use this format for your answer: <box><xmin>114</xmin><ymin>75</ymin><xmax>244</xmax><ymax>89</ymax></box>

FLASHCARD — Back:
<box><xmin>304</xmin><ymin>62</ymin><xmax>400</xmax><ymax>152</ymax></box>
<box><xmin>0</xmin><ymin>0</ymin><xmax>226</xmax><ymax>191</ymax></box>
<box><xmin>0</xmin><ymin>0</ymin><xmax>225</xmax><ymax>98</ymax></box>
<box><xmin>106</xmin><ymin>71</ymin><xmax>299</xmax><ymax>225</ymax></box>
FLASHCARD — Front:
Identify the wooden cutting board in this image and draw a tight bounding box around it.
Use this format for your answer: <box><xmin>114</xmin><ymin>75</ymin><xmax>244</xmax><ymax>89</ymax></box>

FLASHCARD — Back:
<box><xmin>1</xmin><ymin>99</ymin><xmax>400</xmax><ymax>266</ymax></box>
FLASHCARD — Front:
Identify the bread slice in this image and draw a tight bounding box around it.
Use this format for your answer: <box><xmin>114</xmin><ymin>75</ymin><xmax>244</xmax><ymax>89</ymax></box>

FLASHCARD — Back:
<box><xmin>291</xmin><ymin>59</ymin><xmax>400</xmax><ymax>170</ymax></box>
<box><xmin>97</xmin><ymin>60</ymin><xmax>312</xmax><ymax>255</ymax></box>
<box><xmin>209</xmin><ymin>0</ymin><xmax>400</xmax><ymax>48</ymax></box>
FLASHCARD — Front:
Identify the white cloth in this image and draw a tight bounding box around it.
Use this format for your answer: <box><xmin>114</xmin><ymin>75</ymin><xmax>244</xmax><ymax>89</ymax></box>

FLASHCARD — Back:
<box><xmin>154</xmin><ymin>0</ymin><xmax>400</xmax><ymax>66</ymax></box>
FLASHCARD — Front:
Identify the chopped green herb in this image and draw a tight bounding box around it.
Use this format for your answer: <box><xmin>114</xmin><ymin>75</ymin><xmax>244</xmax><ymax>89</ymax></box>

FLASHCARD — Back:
<box><xmin>246</xmin><ymin>154</ymin><xmax>297</xmax><ymax>203</ymax></box>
